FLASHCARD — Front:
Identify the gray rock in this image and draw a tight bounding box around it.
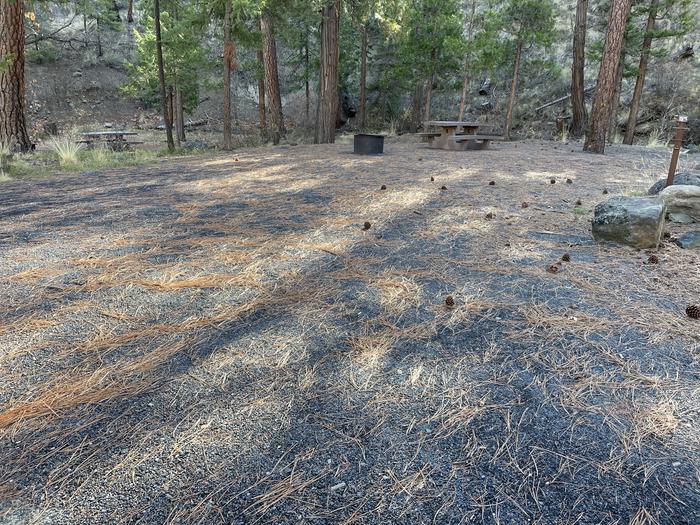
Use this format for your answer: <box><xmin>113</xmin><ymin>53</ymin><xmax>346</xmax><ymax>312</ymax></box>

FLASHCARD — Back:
<box><xmin>669</xmin><ymin>213</ymin><xmax>695</xmax><ymax>224</ymax></box>
<box><xmin>592</xmin><ymin>197</ymin><xmax>666</xmax><ymax>249</ymax></box>
<box><xmin>659</xmin><ymin>185</ymin><xmax>700</xmax><ymax>223</ymax></box>
<box><xmin>648</xmin><ymin>171</ymin><xmax>700</xmax><ymax>195</ymax></box>
<box><xmin>674</xmin><ymin>231</ymin><xmax>700</xmax><ymax>249</ymax></box>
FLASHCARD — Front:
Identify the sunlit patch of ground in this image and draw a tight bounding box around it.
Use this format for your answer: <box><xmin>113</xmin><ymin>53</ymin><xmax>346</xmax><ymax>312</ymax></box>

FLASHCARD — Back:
<box><xmin>0</xmin><ymin>138</ymin><xmax>698</xmax><ymax>524</ymax></box>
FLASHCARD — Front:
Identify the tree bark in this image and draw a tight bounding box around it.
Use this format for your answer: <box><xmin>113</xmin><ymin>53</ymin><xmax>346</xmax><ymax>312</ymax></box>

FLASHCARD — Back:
<box><xmin>623</xmin><ymin>0</ymin><xmax>658</xmax><ymax>145</ymax></box>
<box><xmin>127</xmin><ymin>0</ymin><xmax>133</xmax><ymax>23</ymax></box>
<box><xmin>304</xmin><ymin>28</ymin><xmax>310</xmax><ymax>124</ymax></box>
<box><xmin>154</xmin><ymin>0</ymin><xmax>174</xmax><ymax>152</ymax></box>
<box><xmin>409</xmin><ymin>83</ymin><xmax>423</xmax><ymax>133</ymax></box>
<box><xmin>0</xmin><ymin>0</ymin><xmax>31</xmax><ymax>152</ymax></box>
<box><xmin>504</xmin><ymin>40</ymin><xmax>522</xmax><ymax>141</ymax></box>
<box><xmin>358</xmin><ymin>23</ymin><xmax>368</xmax><ymax>129</ymax></box>
<box><xmin>607</xmin><ymin>48</ymin><xmax>625</xmax><ymax>139</ymax></box>
<box><xmin>317</xmin><ymin>0</ymin><xmax>341</xmax><ymax>144</ymax></box>
<box><xmin>584</xmin><ymin>0</ymin><xmax>632</xmax><ymax>153</ymax></box>
<box><xmin>222</xmin><ymin>0</ymin><xmax>233</xmax><ymax>150</ymax></box>
<box><xmin>175</xmin><ymin>87</ymin><xmax>185</xmax><ymax>143</ymax></box>
<box><xmin>261</xmin><ymin>10</ymin><xmax>284</xmax><ymax>145</ymax></box>
<box><xmin>168</xmin><ymin>85</ymin><xmax>179</xmax><ymax>148</ymax></box>
<box><xmin>257</xmin><ymin>49</ymin><xmax>267</xmax><ymax>139</ymax></box>
<box><xmin>458</xmin><ymin>0</ymin><xmax>476</xmax><ymax>121</ymax></box>
<box><xmin>570</xmin><ymin>0</ymin><xmax>588</xmax><ymax>138</ymax></box>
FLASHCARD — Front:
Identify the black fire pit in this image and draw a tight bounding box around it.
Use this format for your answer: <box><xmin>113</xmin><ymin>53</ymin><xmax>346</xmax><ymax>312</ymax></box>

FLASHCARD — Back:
<box><xmin>354</xmin><ymin>134</ymin><xmax>385</xmax><ymax>155</ymax></box>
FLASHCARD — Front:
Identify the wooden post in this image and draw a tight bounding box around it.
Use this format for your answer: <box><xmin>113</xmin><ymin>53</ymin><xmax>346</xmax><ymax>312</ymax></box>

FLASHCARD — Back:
<box><xmin>666</xmin><ymin>116</ymin><xmax>688</xmax><ymax>187</ymax></box>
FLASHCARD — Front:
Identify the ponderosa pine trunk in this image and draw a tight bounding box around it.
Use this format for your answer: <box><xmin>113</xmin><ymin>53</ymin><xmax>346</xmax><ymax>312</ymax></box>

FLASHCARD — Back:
<box><xmin>304</xmin><ymin>28</ymin><xmax>310</xmax><ymax>124</ymax></box>
<box><xmin>127</xmin><ymin>0</ymin><xmax>133</xmax><ymax>23</ymax></box>
<box><xmin>175</xmin><ymin>87</ymin><xmax>185</xmax><ymax>143</ymax></box>
<box><xmin>0</xmin><ymin>0</ymin><xmax>31</xmax><ymax>152</ymax></box>
<box><xmin>222</xmin><ymin>0</ymin><xmax>233</xmax><ymax>150</ymax></box>
<box><xmin>504</xmin><ymin>40</ymin><xmax>523</xmax><ymax>141</ymax></box>
<box><xmin>423</xmin><ymin>75</ymin><xmax>433</xmax><ymax>125</ymax></box>
<box><xmin>409</xmin><ymin>83</ymin><xmax>424</xmax><ymax>133</ymax></box>
<box><xmin>623</xmin><ymin>0</ymin><xmax>658</xmax><ymax>145</ymax></box>
<box><xmin>570</xmin><ymin>0</ymin><xmax>588</xmax><ymax>138</ymax></box>
<box><xmin>607</xmin><ymin>50</ymin><xmax>625</xmax><ymax>139</ymax></box>
<box><xmin>261</xmin><ymin>10</ymin><xmax>284</xmax><ymax>145</ymax></box>
<box><xmin>317</xmin><ymin>0</ymin><xmax>341</xmax><ymax>144</ymax></box>
<box><xmin>154</xmin><ymin>0</ymin><xmax>174</xmax><ymax>152</ymax></box>
<box><xmin>458</xmin><ymin>0</ymin><xmax>476</xmax><ymax>121</ymax></box>
<box><xmin>584</xmin><ymin>0</ymin><xmax>632</xmax><ymax>153</ymax></box>
<box><xmin>358</xmin><ymin>24</ymin><xmax>368</xmax><ymax>129</ymax></box>
<box><xmin>168</xmin><ymin>85</ymin><xmax>179</xmax><ymax>148</ymax></box>
<box><xmin>257</xmin><ymin>49</ymin><xmax>267</xmax><ymax>139</ymax></box>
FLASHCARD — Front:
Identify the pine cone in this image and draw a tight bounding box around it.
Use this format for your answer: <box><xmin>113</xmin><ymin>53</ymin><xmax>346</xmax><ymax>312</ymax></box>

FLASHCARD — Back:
<box><xmin>550</xmin><ymin>178</ymin><xmax>556</xmax><ymax>184</ymax></box>
<box><xmin>489</xmin><ymin>181</ymin><xmax>495</xmax><ymax>186</ymax></box>
<box><xmin>441</xmin><ymin>185</ymin><xmax>447</xmax><ymax>190</ymax></box>
<box><xmin>485</xmin><ymin>212</ymin><xmax>495</xmax><ymax>220</ymax></box>
<box><xmin>430</xmin><ymin>176</ymin><xmax>435</xmax><ymax>182</ymax></box>
<box><xmin>566</xmin><ymin>178</ymin><xmax>573</xmax><ymax>184</ymax></box>
<box><xmin>445</xmin><ymin>295</ymin><xmax>455</xmax><ymax>307</ymax></box>
<box><xmin>380</xmin><ymin>184</ymin><xmax>387</xmax><ymax>190</ymax></box>
<box><xmin>547</xmin><ymin>263</ymin><xmax>560</xmax><ymax>274</ymax></box>
<box><xmin>575</xmin><ymin>198</ymin><xmax>583</xmax><ymax>206</ymax></box>
<box><xmin>521</xmin><ymin>202</ymin><xmax>529</xmax><ymax>208</ymax></box>
<box><xmin>562</xmin><ymin>253</ymin><xmax>571</xmax><ymax>262</ymax></box>
<box><xmin>647</xmin><ymin>254</ymin><xmax>659</xmax><ymax>264</ymax></box>
<box><xmin>603</xmin><ymin>188</ymin><xmax>609</xmax><ymax>195</ymax></box>
<box><xmin>362</xmin><ymin>221</ymin><xmax>371</xmax><ymax>231</ymax></box>
<box><xmin>686</xmin><ymin>304</ymin><xmax>700</xmax><ymax>319</ymax></box>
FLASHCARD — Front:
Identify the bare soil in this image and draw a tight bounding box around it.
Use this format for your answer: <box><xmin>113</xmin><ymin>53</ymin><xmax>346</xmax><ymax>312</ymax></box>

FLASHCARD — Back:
<box><xmin>0</xmin><ymin>138</ymin><xmax>698</xmax><ymax>524</ymax></box>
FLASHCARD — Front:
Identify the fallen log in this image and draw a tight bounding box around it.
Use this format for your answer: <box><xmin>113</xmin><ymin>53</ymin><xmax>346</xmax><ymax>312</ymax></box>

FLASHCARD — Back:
<box><xmin>535</xmin><ymin>85</ymin><xmax>595</xmax><ymax>112</ymax></box>
<box><xmin>155</xmin><ymin>118</ymin><xmax>209</xmax><ymax>130</ymax></box>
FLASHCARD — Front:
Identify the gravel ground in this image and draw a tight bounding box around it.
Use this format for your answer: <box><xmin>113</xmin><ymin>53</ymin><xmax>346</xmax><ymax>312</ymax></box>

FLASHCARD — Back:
<box><xmin>0</xmin><ymin>137</ymin><xmax>699</xmax><ymax>525</ymax></box>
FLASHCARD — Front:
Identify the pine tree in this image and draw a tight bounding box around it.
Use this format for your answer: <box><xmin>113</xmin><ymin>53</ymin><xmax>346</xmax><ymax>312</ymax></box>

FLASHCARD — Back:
<box><xmin>0</xmin><ymin>0</ymin><xmax>31</xmax><ymax>152</ymax></box>
<box><xmin>584</xmin><ymin>0</ymin><xmax>633</xmax><ymax>153</ymax></box>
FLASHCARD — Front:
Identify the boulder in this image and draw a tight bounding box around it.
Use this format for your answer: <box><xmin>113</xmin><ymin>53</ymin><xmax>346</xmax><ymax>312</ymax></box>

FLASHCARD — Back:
<box><xmin>592</xmin><ymin>197</ymin><xmax>666</xmax><ymax>249</ymax></box>
<box><xmin>659</xmin><ymin>185</ymin><xmax>700</xmax><ymax>223</ymax></box>
<box><xmin>674</xmin><ymin>231</ymin><xmax>700</xmax><ymax>249</ymax></box>
<box><xmin>648</xmin><ymin>171</ymin><xmax>700</xmax><ymax>195</ymax></box>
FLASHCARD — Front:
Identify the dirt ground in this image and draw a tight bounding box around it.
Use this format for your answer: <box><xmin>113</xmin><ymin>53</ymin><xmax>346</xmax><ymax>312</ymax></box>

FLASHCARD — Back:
<box><xmin>0</xmin><ymin>138</ymin><xmax>699</xmax><ymax>525</ymax></box>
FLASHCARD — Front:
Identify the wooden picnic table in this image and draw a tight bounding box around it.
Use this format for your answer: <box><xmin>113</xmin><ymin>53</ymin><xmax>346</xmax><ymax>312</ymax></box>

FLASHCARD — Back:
<box><xmin>417</xmin><ymin>120</ymin><xmax>502</xmax><ymax>151</ymax></box>
<box><xmin>79</xmin><ymin>131</ymin><xmax>141</xmax><ymax>151</ymax></box>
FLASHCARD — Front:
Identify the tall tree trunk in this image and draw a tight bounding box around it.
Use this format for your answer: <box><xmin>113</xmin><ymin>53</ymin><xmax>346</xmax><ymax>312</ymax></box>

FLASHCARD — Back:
<box><xmin>261</xmin><ymin>10</ymin><xmax>284</xmax><ymax>145</ymax></box>
<box><xmin>358</xmin><ymin>23</ymin><xmax>368</xmax><ymax>129</ymax></box>
<box><xmin>168</xmin><ymin>85</ymin><xmax>179</xmax><ymax>148</ymax></box>
<box><xmin>623</xmin><ymin>0</ymin><xmax>658</xmax><ymax>145</ymax></box>
<box><xmin>458</xmin><ymin>0</ymin><xmax>477</xmax><ymax>121</ymax></box>
<box><xmin>175</xmin><ymin>87</ymin><xmax>185</xmax><ymax>143</ymax></box>
<box><xmin>304</xmin><ymin>27</ymin><xmax>310</xmax><ymax>124</ymax></box>
<box><xmin>154</xmin><ymin>0</ymin><xmax>174</xmax><ymax>152</ymax></box>
<box><xmin>584</xmin><ymin>0</ymin><xmax>632</xmax><ymax>153</ymax></box>
<box><xmin>409</xmin><ymin>83</ymin><xmax>423</xmax><ymax>133</ymax></box>
<box><xmin>0</xmin><ymin>0</ymin><xmax>31</xmax><ymax>152</ymax></box>
<box><xmin>504</xmin><ymin>40</ymin><xmax>522</xmax><ymax>141</ymax></box>
<box><xmin>127</xmin><ymin>0</ymin><xmax>134</xmax><ymax>23</ymax></box>
<box><xmin>607</xmin><ymin>50</ymin><xmax>625</xmax><ymax>140</ymax></box>
<box><xmin>222</xmin><ymin>0</ymin><xmax>233</xmax><ymax>150</ymax></box>
<box><xmin>96</xmin><ymin>19</ymin><xmax>103</xmax><ymax>57</ymax></box>
<box><xmin>570</xmin><ymin>0</ymin><xmax>588</xmax><ymax>138</ymax></box>
<box><xmin>317</xmin><ymin>0</ymin><xmax>341</xmax><ymax>144</ymax></box>
<box><xmin>257</xmin><ymin>49</ymin><xmax>267</xmax><ymax>139</ymax></box>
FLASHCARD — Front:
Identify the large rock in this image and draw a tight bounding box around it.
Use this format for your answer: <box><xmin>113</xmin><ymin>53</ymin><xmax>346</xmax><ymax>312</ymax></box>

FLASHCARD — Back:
<box><xmin>659</xmin><ymin>185</ymin><xmax>700</xmax><ymax>223</ymax></box>
<box><xmin>592</xmin><ymin>197</ymin><xmax>666</xmax><ymax>249</ymax></box>
<box><xmin>648</xmin><ymin>171</ymin><xmax>700</xmax><ymax>195</ymax></box>
<box><xmin>674</xmin><ymin>232</ymin><xmax>700</xmax><ymax>249</ymax></box>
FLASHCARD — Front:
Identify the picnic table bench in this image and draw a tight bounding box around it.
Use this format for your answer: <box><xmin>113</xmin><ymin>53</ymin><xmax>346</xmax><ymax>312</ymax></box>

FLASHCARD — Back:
<box><xmin>78</xmin><ymin>131</ymin><xmax>143</xmax><ymax>151</ymax></box>
<box><xmin>418</xmin><ymin>121</ymin><xmax>503</xmax><ymax>150</ymax></box>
